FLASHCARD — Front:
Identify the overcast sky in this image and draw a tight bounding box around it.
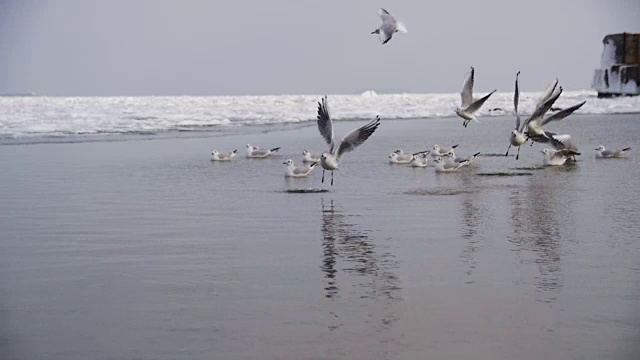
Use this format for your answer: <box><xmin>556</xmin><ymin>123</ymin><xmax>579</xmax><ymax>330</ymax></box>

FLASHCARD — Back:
<box><xmin>1</xmin><ymin>0</ymin><xmax>639</xmax><ymax>96</ymax></box>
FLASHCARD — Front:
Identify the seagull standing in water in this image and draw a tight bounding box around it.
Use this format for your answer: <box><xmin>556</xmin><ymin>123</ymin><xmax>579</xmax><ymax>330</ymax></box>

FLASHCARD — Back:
<box><xmin>302</xmin><ymin>150</ymin><xmax>321</xmax><ymax>163</ymax></box>
<box><xmin>505</xmin><ymin>71</ymin><xmax>527</xmax><ymax>159</ymax></box>
<box><xmin>595</xmin><ymin>145</ymin><xmax>632</xmax><ymax>158</ymax></box>
<box><xmin>410</xmin><ymin>153</ymin><xmax>429</xmax><ymax>167</ymax></box>
<box><xmin>541</xmin><ymin>148</ymin><xmax>581</xmax><ymax>166</ymax></box>
<box><xmin>282</xmin><ymin>159</ymin><xmax>318</xmax><ymax>178</ymax></box>
<box><xmin>434</xmin><ymin>156</ymin><xmax>470</xmax><ymax>172</ymax></box>
<box><xmin>246</xmin><ymin>144</ymin><xmax>281</xmax><ymax>158</ymax></box>
<box><xmin>389</xmin><ymin>150</ymin><xmax>430</xmax><ymax>164</ymax></box>
<box><xmin>316</xmin><ymin>96</ymin><xmax>381</xmax><ymax>186</ymax></box>
<box><xmin>455</xmin><ymin>67</ymin><xmax>497</xmax><ymax>128</ymax></box>
<box><xmin>431</xmin><ymin>144</ymin><xmax>459</xmax><ymax>157</ymax></box>
<box><xmin>211</xmin><ymin>149</ymin><xmax>238</xmax><ymax>161</ymax></box>
<box><xmin>371</xmin><ymin>8</ymin><xmax>407</xmax><ymax>45</ymax></box>
<box><xmin>447</xmin><ymin>150</ymin><xmax>481</xmax><ymax>165</ymax></box>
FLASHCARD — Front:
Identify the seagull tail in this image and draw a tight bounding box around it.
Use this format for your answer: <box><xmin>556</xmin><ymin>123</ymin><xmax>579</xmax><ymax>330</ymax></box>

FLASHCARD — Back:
<box><xmin>270</xmin><ymin>147</ymin><xmax>281</xmax><ymax>152</ymax></box>
<box><xmin>396</xmin><ymin>22</ymin><xmax>408</xmax><ymax>33</ymax></box>
<box><xmin>622</xmin><ymin>147</ymin><xmax>631</xmax><ymax>152</ymax></box>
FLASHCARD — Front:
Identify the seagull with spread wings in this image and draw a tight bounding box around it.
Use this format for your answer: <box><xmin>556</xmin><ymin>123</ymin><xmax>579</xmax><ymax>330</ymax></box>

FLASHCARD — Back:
<box><xmin>455</xmin><ymin>67</ymin><xmax>497</xmax><ymax>128</ymax></box>
<box><xmin>316</xmin><ymin>96</ymin><xmax>381</xmax><ymax>186</ymax></box>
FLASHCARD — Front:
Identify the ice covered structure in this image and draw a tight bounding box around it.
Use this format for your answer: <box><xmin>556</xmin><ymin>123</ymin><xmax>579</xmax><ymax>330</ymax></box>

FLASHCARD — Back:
<box><xmin>592</xmin><ymin>33</ymin><xmax>640</xmax><ymax>97</ymax></box>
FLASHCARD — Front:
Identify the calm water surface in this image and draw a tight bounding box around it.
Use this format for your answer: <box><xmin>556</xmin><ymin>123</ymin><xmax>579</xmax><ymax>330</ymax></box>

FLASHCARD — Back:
<box><xmin>1</xmin><ymin>115</ymin><xmax>639</xmax><ymax>359</ymax></box>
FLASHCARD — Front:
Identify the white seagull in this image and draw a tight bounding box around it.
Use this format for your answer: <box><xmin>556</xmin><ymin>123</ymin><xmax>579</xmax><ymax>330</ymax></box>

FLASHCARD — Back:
<box><xmin>211</xmin><ymin>149</ymin><xmax>238</xmax><ymax>161</ymax></box>
<box><xmin>283</xmin><ymin>159</ymin><xmax>318</xmax><ymax>177</ymax></box>
<box><xmin>410</xmin><ymin>153</ymin><xmax>429</xmax><ymax>167</ymax></box>
<box><xmin>447</xmin><ymin>150</ymin><xmax>481</xmax><ymax>165</ymax></box>
<box><xmin>455</xmin><ymin>66</ymin><xmax>497</xmax><ymax>127</ymax></box>
<box><xmin>505</xmin><ymin>71</ymin><xmax>527</xmax><ymax>159</ymax></box>
<box><xmin>371</xmin><ymin>8</ymin><xmax>407</xmax><ymax>45</ymax></box>
<box><xmin>432</xmin><ymin>144</ymin><xmax>459</xmax><ymax>157</ymax></box>
<box><xmin>316</xmin><ymin>96</ymin><xmax>381</xmax><ymax>185</ymax></box>
<box><xmin>389</xmin><ymin>150</ymin><xmax>430</xmax><ymax>164</ymax></box>
<box><xmin>302</xmin><ymin>149</ymin><xmax>321</xmax><ymax>163</ymax></box>
<box><xmin>246</xmin><ymin>144</ymin><xmax>281</xmax><ymax>158</ymax></box>
<box><xmin>595</xmin><ymin>145</ymin><xmax>631</xmax><ymax>158</ymax></box>
<box><xmin>541</xmin><ymin>148</ymin><xmax>581</xmax><ymax>166</ymax></box>
<box><xmin>434</xmin><ymin>156</ymin><xmax>469</xmax><ymax>172</ymax></box>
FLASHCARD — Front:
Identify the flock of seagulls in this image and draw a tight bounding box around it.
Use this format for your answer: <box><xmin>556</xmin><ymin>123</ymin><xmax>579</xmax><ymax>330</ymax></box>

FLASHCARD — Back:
<box><xmin>210</xmin><ymin>8</ymin><xmax>631</xmax><ymax>187</ymax></box>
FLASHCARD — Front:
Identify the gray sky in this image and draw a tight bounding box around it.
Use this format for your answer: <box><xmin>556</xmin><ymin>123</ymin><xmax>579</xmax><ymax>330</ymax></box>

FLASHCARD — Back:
<box><xmin>1</xmin><ymin>0</ymin><xmax>639</xmax><ymax>96</ymax></box>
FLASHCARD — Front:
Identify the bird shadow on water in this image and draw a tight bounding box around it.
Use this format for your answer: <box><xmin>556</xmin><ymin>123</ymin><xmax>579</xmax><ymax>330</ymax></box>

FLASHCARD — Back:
<box><xmin>320</xmin><ymin>198</ymin><xmax>403</xmax><ymax>334</ymax></box>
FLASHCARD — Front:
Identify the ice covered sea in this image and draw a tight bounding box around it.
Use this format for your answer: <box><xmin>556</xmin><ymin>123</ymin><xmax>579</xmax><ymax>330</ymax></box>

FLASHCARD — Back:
<box><xmin>1</xmin><ymin>90</ymin><xmax>640</xmax><ymax>141</ymax></box>
<box><xmin>1</xmin><ymin>89</ymin><xmax>639</xmax><ymax>358</ymax></box>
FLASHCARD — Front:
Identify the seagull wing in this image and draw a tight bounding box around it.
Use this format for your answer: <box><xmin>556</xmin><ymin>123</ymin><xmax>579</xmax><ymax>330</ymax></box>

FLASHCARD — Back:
<box><xmin>541</xmin><ymin>101</ymin><xmax>586</xmax><ymax>126</ymax></box>
<box><xmin>335</xmin><ymin>116</ymin><xmax>381</xmax><ymax>160</ymax></box>
<box><xmin>555</xmin><ymin>149</ymin><xmax>580</xmax><ymax>158</ymax></box>
<box><xmin>514</xmin><ymin>71</ymin><xmax>521</xmax><ymax>130</ymax></box>
<box><xmin>378</xmin><ymin>8</ymin><xmax>396</xmax><ymax>25</ymax></box>
<box><xmin>460</xmin><ymin>67</ymin><xmax>474</xmax><ymax>108</ymax></box>
<box><xmin>535</xmin><ymin>78</ymin><xmax>559</xmax><ymax>108</ymax></box>
<box><xmin>466</xmin><ymin>89</ymin><xmax>496</xmax><ymax>114</ymax></box>
<box><xmin>522</xmin><ymin>87</ymin><xmax>563</xmax><ymax>131</ymax></box>
<box><xmin>316</xmin><ymin>96</ymin><xmax>335</xmax><ymax>152</ymax></box>
<box><xmin>548</xmin><ymin>133</ymin><xmax>575</xmax><ymax>151</ymax></box>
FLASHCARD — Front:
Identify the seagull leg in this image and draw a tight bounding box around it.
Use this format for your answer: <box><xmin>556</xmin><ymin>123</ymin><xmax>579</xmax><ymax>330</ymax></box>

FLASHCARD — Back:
<box><xmin>321</xmin><ymin>169</ymin><xmax>325</xmax><ymax>183</ymax></box>
<box><xmin>516</xmin><ymin>146</ymin><xmax>521</xmax><ymax>160</ymax></box>
<box><xmin>331</xmin><ymin>171</ymin><xmax>334</xmax><ymax>186</ymax></box>
<box><xmin>505</xmin><ymin>144</ymin><xmax>512</xmax><ymax>157</ymax></box>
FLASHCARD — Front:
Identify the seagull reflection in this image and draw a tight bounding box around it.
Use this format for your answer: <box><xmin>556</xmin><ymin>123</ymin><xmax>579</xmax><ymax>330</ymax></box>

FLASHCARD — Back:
<box><xmin>457</xmin><ymin>171</ymin><xmax>485</xmax><ymax>282</ymax></box>
<box><xmin>508</xmin><ymin>171</ymin><xmax>577</xmax><ymax>303</ymax></box>
<box><xmin>320</xmin><ymin>199</ymin><xmax>401</xmax><ymax>302</ymax></box>
<box><xmin>320</xmin><ymin>198</ymin><xmax>402</xmax><ymax>335</ymax></box>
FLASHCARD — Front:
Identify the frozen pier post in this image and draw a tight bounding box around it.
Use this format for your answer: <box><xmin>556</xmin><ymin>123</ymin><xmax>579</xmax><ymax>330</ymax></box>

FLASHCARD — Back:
<box><xmin>592</xmin><ymin>33</ymin><xmax>640</xmax><ymax>98</ymax></box>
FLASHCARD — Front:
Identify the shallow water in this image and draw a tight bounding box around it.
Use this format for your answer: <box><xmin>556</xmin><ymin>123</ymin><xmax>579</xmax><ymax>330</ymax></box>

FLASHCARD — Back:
<box><xmin>1</xmin><ymin>115</ymin><xmax>639</xmax><ymax>359</ymax></box>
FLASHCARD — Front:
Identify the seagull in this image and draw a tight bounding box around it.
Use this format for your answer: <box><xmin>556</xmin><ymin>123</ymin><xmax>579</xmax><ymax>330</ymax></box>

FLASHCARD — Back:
<box><xmin>371</xmin><ymin>8</ymin><xmax>407</xmax><ymax>45</ymax></box>
<box><xmin>302</xmin><ymin>149</ymin><xmax>321</xmax><ymax>163</ymax></box>
<box><xmin>432</xmin><ymin>144</ymin><xmax>459</xmax><ymax>157</ymax></box>
<box><xmin>316</xmin><ymin>96</ymin><xmax>381</xmax><ymax>185</ymax></box>
<box><xmin>211</xmin><ymin>149</ymin><xmax>238</xmax><ymax>161</ymax></box>
<box><xmin>283</xmin><ymin>159</ymin><xmax>318</xmax><ymax>177</ymax></box>
<box><xmin>522</xmin><ymin>86</ymin><xmax>586</xmax><ymax>143</ymax></box>
<box><xmin>505</xmin><ymin>71</ymin><xmax>527</xmax><ymax>159</ymax></box>
<box><xmin>541</xmin><ymin>148</ymin><xmax>581</xmax><ymax>166</ymax></box>
<box><xmin>434</xmin><ymin>156</ymin><xmax>469</xmax><ymax>172</ymax></box>
<box><xmin>447</xmin><ymin>150</ymin><xmax>481</xmax><ymax>165</ymax></box>
<box><xmin>410</xmin><ymin>153</ymin><xmax>429</xmax><ymax>167</ymax></box>
<box><xmin>246</xmin><ymin>144</ymin><xmax>281</xmax><ymax>158</ymax></box>
<box><xmin>455</xmin><ymin>66</ymin><xmax>497</xmax><ymax>127</ymax></box>
<box><xmin>595</xmin><ymin>145</ymin><xmax>631</xmax><ymax>158</ymax></box>
<box><xmin>389</xmin><ymin>150</ymin><xmax>430</xmax><ymax>164</ymax></box>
